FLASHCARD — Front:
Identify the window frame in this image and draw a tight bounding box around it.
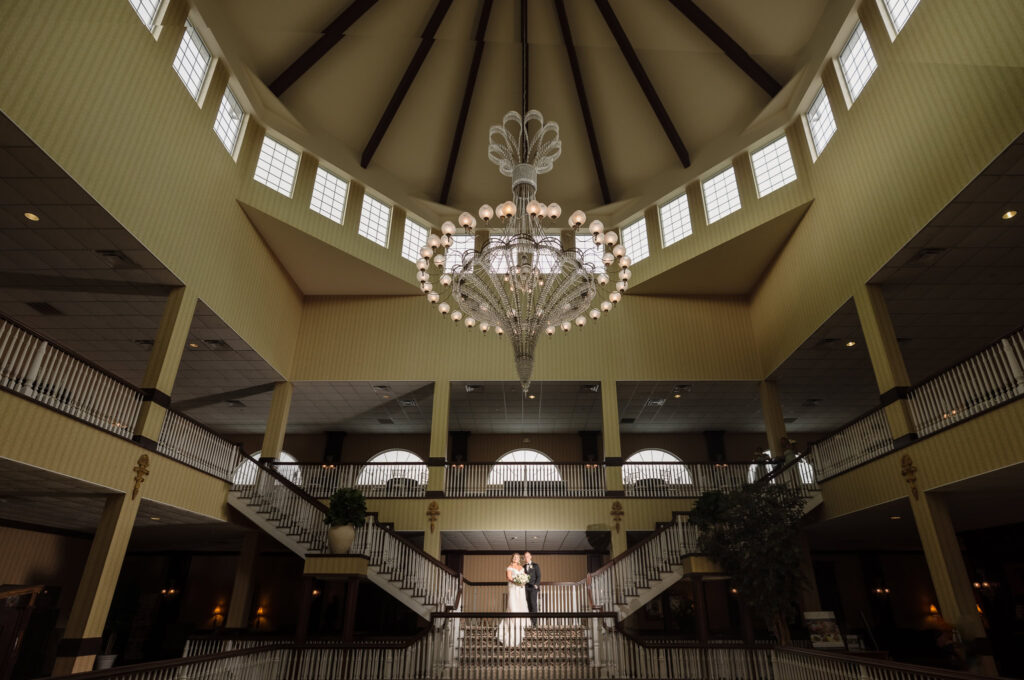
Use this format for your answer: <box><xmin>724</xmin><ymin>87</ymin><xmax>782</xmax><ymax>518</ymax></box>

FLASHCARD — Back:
<box><xmin>357</xmin><ymin>193</ymin><xmax>392</xmax><ymax>248</ymax></box>
<box><xmin>212</xmin><ymin>86</ymin><xmax>246</xmax><ymax>158</ymax></box>
<box><xmin>837</xmin><ymin>22</ymin><xmax>878</xmax><ymax>105</ymax></box>
<box><xmin>658</xmin><ymin>192</ymin><xmax>693</xmax><ymax>248</ymax></box>
<box><xmin>701</xmin><ymin>165</ymin><xmax>743</xmax><ymax>225</ymax></box>
<box><xmin>310</xmin><ymin>165</ymin><xmax>350</xmax><ymax>224</ymax></box>
<box><xmin>750</xmin><ymin>135</ymin><xmax>798</xmax><ymax>198</ymax></box>
<box><xmin>621</xmin><ymin>218</ymin><xmax>650</xmax><ymax>264</ymax></box>
<box><xmin>253</xmin><ymin>135</ymin><xmax>301</xmax><ymax>198</ymax></box>
<box><xmin>171</xmin><ymin>20</ymin><xmax>214</xmax><ymax>104</ymax></box>
<box><xmin>804</xmin><ymin>85</ymin><xmax>838</xmax><ymax>160</ymax></box>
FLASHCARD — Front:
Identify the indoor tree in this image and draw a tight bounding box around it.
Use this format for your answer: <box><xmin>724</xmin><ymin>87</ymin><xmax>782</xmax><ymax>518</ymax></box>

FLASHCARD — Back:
<box><xmin>689</xmin><ymin>482</ymin><xmax>807</xmax><ymax>643</ymax></box>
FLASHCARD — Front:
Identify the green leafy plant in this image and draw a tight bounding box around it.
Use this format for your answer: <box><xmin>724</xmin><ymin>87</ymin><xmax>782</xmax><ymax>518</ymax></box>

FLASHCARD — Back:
<box><xmin>323</xmin><ymin>488</ymin><xmax>367</xmax><ymax>528</ymax></box>
<box><xmin>689</xmin><ymin>482</ymin><xmax>807</xmax><ymax>643</ymax></box>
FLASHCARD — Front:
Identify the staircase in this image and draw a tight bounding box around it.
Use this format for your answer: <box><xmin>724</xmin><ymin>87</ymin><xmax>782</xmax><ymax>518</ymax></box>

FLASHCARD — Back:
<box><xmin>227</xmin><ymin>456</ymin><xmax>460</xmax><ymax>620</ymax></box>
<box><xmin>452</xmin><ymin>620</ymin><xmax>594</xmax><ymax>676</ymax></box>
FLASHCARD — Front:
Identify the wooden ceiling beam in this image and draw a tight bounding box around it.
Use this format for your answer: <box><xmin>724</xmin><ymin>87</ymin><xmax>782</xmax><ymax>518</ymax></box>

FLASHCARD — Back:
<box><xmin>439</xmin><ymin>0</ymin><xmax>494</xmax><ymax>204</ymax></box>
<box><xmin>268</xmin><ymin>0</ymin><xmax>380</xmax><ymax>98</ymax></box>
<box><xmin>593</xmin><ymin>0</ymin><xmax>690</xmax><ymax>167</ymax></box>
<box><xmin>554</xmin><ymin>0</ymin><xmax>611</xmax><ymax>205</ymax></box>
<box><xmin>665</xmin><ymin>0</ymin><xmax>781</xmax><ymax>97</ymax></box>
<box><xmin>361</xmin><ymin>0</ymin><xmax>454</xmax><ymax>169</ymax></box>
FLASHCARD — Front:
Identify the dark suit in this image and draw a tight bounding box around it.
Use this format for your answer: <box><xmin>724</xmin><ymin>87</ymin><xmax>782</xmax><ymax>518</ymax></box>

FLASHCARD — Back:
<box><xmin>524</xmin><ymin>561</ymin><xmax>540</xmax><ymax>625</ymax></box>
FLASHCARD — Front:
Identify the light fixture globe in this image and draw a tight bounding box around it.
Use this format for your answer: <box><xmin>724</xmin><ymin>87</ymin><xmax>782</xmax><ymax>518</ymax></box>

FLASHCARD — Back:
<box><xmin>414</xmin><ymin>110</ymin><xmax>630</xmax><ymax>392</ymax></box>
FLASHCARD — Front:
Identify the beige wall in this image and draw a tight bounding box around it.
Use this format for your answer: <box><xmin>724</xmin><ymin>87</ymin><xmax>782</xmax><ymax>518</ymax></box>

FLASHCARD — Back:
<box><xmin>0</xmin><ymin>525</ymin><xmax>91</xmax><ymax>626</ymax></box>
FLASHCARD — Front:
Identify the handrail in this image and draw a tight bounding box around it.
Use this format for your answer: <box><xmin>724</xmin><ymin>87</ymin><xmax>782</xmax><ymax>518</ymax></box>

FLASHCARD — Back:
<box><xmin>0</xmin><ymin>584</ymin><xmax>45</xmax><ymax>599</ymax></box>
<box><xmin>774</xmin><ymin>646</ymin><xmax>1009</xmax><ymax>680</ymax></box>
<box><xmin>0</xmin><ymin>312</ymin><xmax>140</xmax><ymax>391</ymax></box>
<box><xmin>590</xmin><ymin>512</ymin><xmax>689</xmax><ymax>578</ymax></box>
<box><xmin>50</xmin><ymin>645</ymin><xmax>286</xmax><ymax>680</ymax></box>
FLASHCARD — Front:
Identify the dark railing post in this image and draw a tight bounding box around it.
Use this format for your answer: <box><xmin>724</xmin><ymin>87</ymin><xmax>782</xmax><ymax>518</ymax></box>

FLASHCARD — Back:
<box><xmin>341</xmin><ymin>577</ymin><xmax>360</xmax><ymax>644</ymax></box>
<box><xmin>295</xmin><ymin>576</ymin><xmax>314</xmax><ymax>644</ymax></box>
<box><xmin>692</xmin><ymin>575</ymin><xmax>709</xmax><ymax>644</ymax></box>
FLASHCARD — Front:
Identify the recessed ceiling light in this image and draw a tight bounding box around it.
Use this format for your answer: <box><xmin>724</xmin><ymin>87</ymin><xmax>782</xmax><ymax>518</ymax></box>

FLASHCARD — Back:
<box><xmin>845</xmin><ymin>340</ymin><xmax>856</xmax><ymax>347</ymax></box>
<box><xmin>889</xmin><ymin>515</ymin><xmax>901</xmax><ymax>520</ymax></box>
<box><xmin>1002</xmin><ymin>210</ymin><xmax>1017</xmax><ymax>220</ymax></box>
<box><xmin>24</xmin><ymin>212</ymin><xmax>40</xmax><ymax>221</ymax></box>
<box><xmin>150</xmin><ymin>516</ymin><xmax>161</xmax><ymax>521</ymax></box>
<box><xmin>187</xmin><ymin>342</ymin><xmax>199</xmax><ymax>349</ymax></box>
<box><xmin>528</xmin><ymin>394</ymin><xmax>535</xmax><ymax>399</ymax></box>
<box><xmin>532</xmin><ymin>536</ymin><xmax>539</xmax><ymax>539</ymax></box>
<box><xmin>673</xmin><ymin>393</ymin><xmax>681</xmax><ymax>398</ymax></box>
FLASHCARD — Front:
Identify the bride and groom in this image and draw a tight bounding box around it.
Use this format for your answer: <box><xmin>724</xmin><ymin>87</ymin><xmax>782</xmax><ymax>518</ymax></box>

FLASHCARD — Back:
<box><xmin>496</xmin><ymin>552</ymin><xmax>540</xmax><ymax>647</ymax></box>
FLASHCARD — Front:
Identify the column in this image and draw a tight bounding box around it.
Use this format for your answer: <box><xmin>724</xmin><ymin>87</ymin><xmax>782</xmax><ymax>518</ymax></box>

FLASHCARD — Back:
<box><xmin>798</xmin><ymin>535</ymin><xmax>822</xmax><ymax>611</ymax></box>
<box><xmin>341</xmin><ymin>578</ymin><xmax>360</xmax><ymax>643</ymax></box>
<box><xmin>52</xmin><ymin>494</ymin><xmax>141</xmax><ymax>675</ymax></box>
<box><xmin>225</xmin><ymin>532</ymin><xmax>259</xmax><ymax>629</ymax></box>
<box><xmin>295</xmin><ymin>576</ymin><xmax>315</xmax><ymax>643</ymax></box>
<box><xmin>426</xmin><ymin>380</ymin><xmax>450</xmax><ymax>496</ymax></box>
<box><xmin>260</xmin><ymin>382</ymin><xmax>293</xmax><ymax>460</ymax></box>
<box><xmin>601</xmin><ymin>379</ymin><xmax>623</xmax><ymax>495</ymax></box>
<box><xmin>691</xmin><ymin>575</ymin><xmax>709</xmax><ymax>644</ymax></box>
<box><xmin>911</xmin><ymin>492</ymin><xmax>997</xmax><ymax>675</ymax></box>
<box><xmin>759</xmin><ymin>380</ymin><xmax>787</xmax><ymax>459</ymax></box>
<box><xmin>132</xmin><ymin>287</ymin><xmax>197</xmax><ymax>449</ymax></box>
<box><xmin>854</xmin><ymin>284</ymin><xmax>917</xmax><ymax>443</ymax></box>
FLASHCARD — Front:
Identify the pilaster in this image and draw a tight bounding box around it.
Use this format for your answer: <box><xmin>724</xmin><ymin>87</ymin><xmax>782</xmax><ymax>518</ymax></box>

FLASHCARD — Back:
<box><xmin>427</xmin><ymin>380</ymin><xmax>450</xmax><ymax>495</ymax></box>
<box><xmin>759</xmin><ymin>380</ymin><xmax>787</xmax><ymax>458</ymax></box>
<box><xmin>260</xmin><ymin>381</ymin><xmax>293</xmax><ymax>459</ymax></box>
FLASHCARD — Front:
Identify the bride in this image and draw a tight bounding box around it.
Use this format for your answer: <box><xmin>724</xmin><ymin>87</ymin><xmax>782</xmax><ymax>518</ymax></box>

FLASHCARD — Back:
<box><xmin>496</xmin><ymin>553</ymin><xmax>529</xmax><ymax>647</ymax></box>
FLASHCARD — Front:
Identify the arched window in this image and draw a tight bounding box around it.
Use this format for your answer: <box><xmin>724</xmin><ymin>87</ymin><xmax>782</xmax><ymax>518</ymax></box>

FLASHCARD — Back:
<box><xmin>232</xmin><ymin>451</ymin><xmax>302</xmax><ymax>486</ymax></box>
<box><xmin>487</xmin><ymin>449</ymin><xmax>561</xmax><ymax>485</ymax></box>
<box><xmin>356</xmin><ymin>450</ymin><xmax>428</xmax><ymax>489</ymax></box>
<box><xmin>623</xmin><ymin>449</ymin><xmax>692</xmax><ymax>486</ymax></box>
<box><xmin>747</xmin><ymin>453</ymin><xmax>816</xmax><ymax>485</ymax></box>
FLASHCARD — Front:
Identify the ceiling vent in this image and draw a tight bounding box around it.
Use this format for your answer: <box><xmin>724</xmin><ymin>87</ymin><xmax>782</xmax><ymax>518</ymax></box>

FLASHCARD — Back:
<box><xmin>909</xmin><ymin>247</ymin><xmax>947</xmax><ymax>263</ymax></box>
<box><xmin>95</xmin><ymin>249</ymin><xmax>140</xmax><ymax>269</ymax></box>
<box><xmin>815</xmin><ymin>338</ymin><xmax>839</xmax><ymax>348</ymax></box>
<box><xmin>202</xmin><ymin>339</ymin><xmax>231</xmax><ymax>350</ymax></box>
<box><xmin>398</xmin><ymin>398</ymin><xmax>417</xmax><ymax>407</ymax></box>
<box><xmin>620</xmin><ymin>417</ymin><xmax>635</xmax><ymax>424</ymax></box>
<box><xmin>784</xmin><ymin>417</ymin><xmax>798</xmax><ymax>424</ymax></box>
<box><xmin>372</xmin><ymin>385</ymin><xmax>390</xmax><ymax>391</ymax></box>
<box><xmin>134</xmin><ymin>339</ymin><xmax>154</xmax><ymax>347</ymax></box>
<box><xmin>465</xmin><ymin>384</ymin><xmax>484</xmax><ymax>393</ymax></box>
<box><xmin>646</xmin><ymin>398</ymin><xmax>666</xmax><ymax>407</ymax></box>
<box><xmin>27</xmin><ymin>301</ymin><xmax>62</xmax><ymax>316</ymax></box>
<box><xmin>673</xmin><ymin>384</ymin><xmax>693</xmax><ymax>393</ymax></box>
<box><xmin>377</xmin><ymin>418</ymin><xmax>394</xmax><ymax>425</ymax></box>
<box><xmin>226</xmin><ymin>400</ymin><xmax>246</xmax><ymax>408</ymax></box>
<box><xmin>580</xmin><ymin>384</ymin><xmax>599</xmax><ymax>393</ymax></box>
<box><xmin>802</xmin><ymin>398</ymin><xmax>822</xmax><ymax>408</ymax></box>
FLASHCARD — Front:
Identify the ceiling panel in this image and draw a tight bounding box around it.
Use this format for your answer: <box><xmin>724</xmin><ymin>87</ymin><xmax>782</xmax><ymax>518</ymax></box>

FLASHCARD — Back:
<box><xmin>449</xmin><ymin>381</ymin><xmax>602</xmax><ymax>434</ymax></box>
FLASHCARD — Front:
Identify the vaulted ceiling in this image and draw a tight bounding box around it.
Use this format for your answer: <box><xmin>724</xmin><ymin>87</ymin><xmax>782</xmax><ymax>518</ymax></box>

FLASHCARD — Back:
<box><xmin>196</xmin><ymin>0</ymin><xmax>830</xmax><ymax>210</ymax></box>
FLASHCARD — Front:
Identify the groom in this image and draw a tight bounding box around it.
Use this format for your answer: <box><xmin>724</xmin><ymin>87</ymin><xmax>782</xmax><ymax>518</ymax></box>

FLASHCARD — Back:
<box><xmin>523</xmin><ymin>551</ymin><xmax>540</xmax><ymax>626</ymax></box>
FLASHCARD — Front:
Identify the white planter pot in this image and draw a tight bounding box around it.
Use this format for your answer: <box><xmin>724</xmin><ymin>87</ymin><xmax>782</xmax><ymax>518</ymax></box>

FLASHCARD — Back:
<box><xmin>94</xmin><ymin>655</ymin><xmax>117</xmax><ymax>670</ymax></box>
<box><xmin>327</xmin><ymin>524</ymin><xmax>356</xmax><ymax>554</ymax></box>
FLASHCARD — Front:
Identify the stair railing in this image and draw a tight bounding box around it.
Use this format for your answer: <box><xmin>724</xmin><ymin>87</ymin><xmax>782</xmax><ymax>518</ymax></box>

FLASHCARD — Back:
<box><xmin>157</xmin><ymin>409</ymin><xmax>244</xmax><ymax>481</ymax></box>
<box><xmin>231</xmin><ymin>453</ymin><xmax>460</xmax><ymax>611</ymax></box>
<box><xmin>772</xmin><ymin>646</ymin><xmax>1005</xmax><ymax>680</ymax></box>
<box><xmin>587</xmin><ymin>514</ymin><xmax>699</xmax><ymax>616</ymax></box>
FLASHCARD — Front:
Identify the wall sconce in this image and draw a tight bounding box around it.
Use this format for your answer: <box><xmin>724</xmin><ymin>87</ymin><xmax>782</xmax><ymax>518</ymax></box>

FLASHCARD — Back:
<box><xmin>872</xmin><ymin>587</ymin><xmax>891</xmax><ymax>596</ymax></box>
<box><xmin>213</xmin><ymin>605</ymin><xmax>223</xmax><ymax>615</ymax></box>
<box><xmin>929</xmin><ymin>604</ymin><xmax>939</xmax><ymax>615</ymax></box>
<box><xmin>160</xmin><ymin>588</ymin><xmax>177</xmax><ymax>597</ymax></box>
<box><xmin>312</xmin><ymin>589</ymin><xmax>321</xmax><ymax>597</ymax></box>
<box><xmin>255</xmin><ymin>606</ymin><xmax>266</xmax><ymax>629</ymax></box>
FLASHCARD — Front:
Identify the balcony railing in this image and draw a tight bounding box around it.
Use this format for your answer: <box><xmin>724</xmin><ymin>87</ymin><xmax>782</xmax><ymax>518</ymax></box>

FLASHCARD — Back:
<box><xmin>908</xmin><ymin>327</ymin><xmax>1024</xmax><ymax>436</ymax></box>
<box><xmin>810</xmin><ymin>407</ymin><xmax>895</xmax><ymax>482</ymax></box>
<box><xmin>772</xmin><ymin>646</ymin><xmax>1000</xmax><ymax>680</ymax></box>
<box><xmin>0</xmin><ymin>314</ymin><xmax>245</xmax><ymax>483</ymax></box>
<box><xmin>0</xmin><ymin>317</ymin><xmax>142</xmax><ymax>439</ymax></box>
<box><xmin>810</xmin><ymin>325</ymin><xmax>1024</xmax><ymax>483</ymax></box>
<box><xmin>445</xmin><ymin>463</ymin><xmax>606</xmax><ymax>497</ymax></box>
<box><xmin>266</xmin><ymin>462</ymin><xmax>428</xmax><ymax>498</ymax></box>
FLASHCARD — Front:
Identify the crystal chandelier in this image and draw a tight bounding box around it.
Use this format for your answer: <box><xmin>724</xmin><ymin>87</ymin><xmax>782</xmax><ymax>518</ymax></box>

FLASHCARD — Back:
<box><xmin>415</xmin><ymin>110</ymin><xmax>632</xmax><ymax>392</ymax></box>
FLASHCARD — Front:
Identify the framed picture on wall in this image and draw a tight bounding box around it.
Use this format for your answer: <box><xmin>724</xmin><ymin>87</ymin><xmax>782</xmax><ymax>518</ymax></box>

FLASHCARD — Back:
<box><xmin>804</xmin><ymin>611</ymin><xmax>845</xmax><ymax>649</ymax></box>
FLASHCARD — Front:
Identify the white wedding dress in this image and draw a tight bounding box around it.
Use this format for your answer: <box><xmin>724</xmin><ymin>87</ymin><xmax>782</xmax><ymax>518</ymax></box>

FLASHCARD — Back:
<box><xmin>496</xmin><ymin>565</ymin><xmax>529</xmax><ymax>647</ymax></box>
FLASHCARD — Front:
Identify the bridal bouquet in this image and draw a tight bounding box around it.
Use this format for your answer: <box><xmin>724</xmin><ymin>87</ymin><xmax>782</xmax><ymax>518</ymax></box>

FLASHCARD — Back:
<box><xmin>512</xmin><ymin>572</ymin><xmax>530</xmax><ymax>587</ymax></box>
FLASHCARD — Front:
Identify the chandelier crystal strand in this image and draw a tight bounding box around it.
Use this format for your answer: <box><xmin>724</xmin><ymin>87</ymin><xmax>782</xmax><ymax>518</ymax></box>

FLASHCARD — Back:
<box><xmin>415</xmin><ymin>110</ymin><xmax>631</xmax><ymax>392</ymax></box>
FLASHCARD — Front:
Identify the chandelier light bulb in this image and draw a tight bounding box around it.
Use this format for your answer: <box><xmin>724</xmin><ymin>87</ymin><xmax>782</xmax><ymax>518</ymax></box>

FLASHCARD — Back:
<box><xmin>620</xmin><ymin>269</ymin><xmax>632</xmax><ymax>281</ymax></box>
<box><xmin>441</xmin><ymin>235</ymin><xmax>452</xmax><ymax>248</ymax></box>
<box><xmin>496</xmin><ymin>326</ymin><xmax>504</xmax><ymax>336</ymax></box>
<box><xmin>440</xmin><ymin>273</ymin><xmax>453</xmax><ymax>287</ymax></box>
<box><xmin>422</xmin><ymin>282</ymin><xmax>433</xmax><ymax>293</ymax></box>
<box><xmin>589</xmin><ymin>309</ymin><xmax>600</xmax><ymax>320</ymax></box>
<box><xmin>438</xmin><ymin>302</ymin><xmax>451</xmax><ymax>315</ymax></box>
<box><xmin>575</xmin><ymin>315</ymin><xmax>587</xmax><ymax>327</ymax></box>
<box><xmin>416</xmin><ymin>258</ymin><xmax>428</xmax><ymax>271</ymax></box>
<box><xmin>451</xmin><ymin>310</ymin><xmax>463</xmax><ymax>322</ymax></box>
<box><xmin>597</xmin><ymin>273</ymin><xmax>610</xmax><ymax>286</ymax></box>
<box><xmin>441</xmin><ymin>220</ymin><xmax>456</xmax><ymax>235</ymax></box>
<box><xmin>427</xmin><ymin>233</ymin><xmax>442</xmax><ymax>248</ymax></box>
<box><xmin>569</xmin><ymin>210</ymin><xmax>586</xmax><ymax>228</ymax></box>
<box><xmin>561</xmin><ymin>321</ymin><xmax>572</xmax><ymax>333</ymax></box>
<box><xmin>605</xmin><ymin>231</ymin><xmax>618</xmax><ymax>246</ymax></box>
<box><xmin>616</xmin><ymin>281</ymin><xmax>627</xmax><ymax>292</ymax></box>
<box><xmin>420</xmin><ymin>246</ymin><xmax>433</xmax><ymax>259</ymax></box>
<box><xmin>427</xmin><ymin>292</ymin><xmax>440</xmax><ymax>304</ymax></box>
<box><xmin>600</xmin><ymin>301</ymin><xmax>613</xmax><ymax>313</ymax></box>
<box><xmin>465</xmin><ymin>317</ymin><xmax>476</xmax><ymax>328</ymax></box>
<box><xmin>459</xmin><ymin>212</ymin><xmax>477</xmax><ymax>230</ymax></box>
<box><xmin>602</xmin><ymin>252</ymin><xmax>615</xmax><ymax>266</ymax></box>
<box><xmin>593</xmin><ymin>233</ymin><xmax>605</xmax><ymax>246</ymax></box>
<box><xmin>479</xmin><ymin>322</ymin><xmax>490</xmax><ymax>333</ymax></box>
<box><xmin>612</xmin><ymin>244</ymin><xmax>626</xmax><ymax>258</ymax></box>
<box><xmin>619</xmin><ymin>256</ymin><xmax>631</xmax><ymax>269</ymax></box>
<box><xmin>546</xmin><ymin>325</ymin><xmax>556</xmax><ymax>336</ymax></box>
<box><xmin>479</xmin><ymin>204</ymin><xmax>494</xmax><ymax>221</ymax></box>
<box><xmin>417</xmin><ymin>271</ymin><xmax>429</xmax><ymax>282</ymax></box>
<box><xmin>546</xmin><ymin>203</ymin><xmax>562</xmax><ymax>219</ymax></box>
<box><xmin>589</xmin><ymin>220</ymin><xmax>604</xmax><ymax>235</ymax></box>
<box><xmin>609</xmin><ymin>291</ymin><xmax>622</xmax><ymax>304</ymax></box>
<box><xmin>433</xmin><ymin>253</ymin><xmax>446</xmax><ymax>267</ymax></box>
<box><xmin>526</xmin><ymin>200</ymin><xmax>542</xmax><ymax>216</ymax></box>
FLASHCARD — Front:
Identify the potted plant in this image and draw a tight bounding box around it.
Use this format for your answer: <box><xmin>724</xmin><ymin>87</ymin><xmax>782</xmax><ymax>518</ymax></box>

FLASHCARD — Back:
<box><xmin>323</xmin><ymin>488</ymin><xmax>366</xmax><ymax>554</ymax></box>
